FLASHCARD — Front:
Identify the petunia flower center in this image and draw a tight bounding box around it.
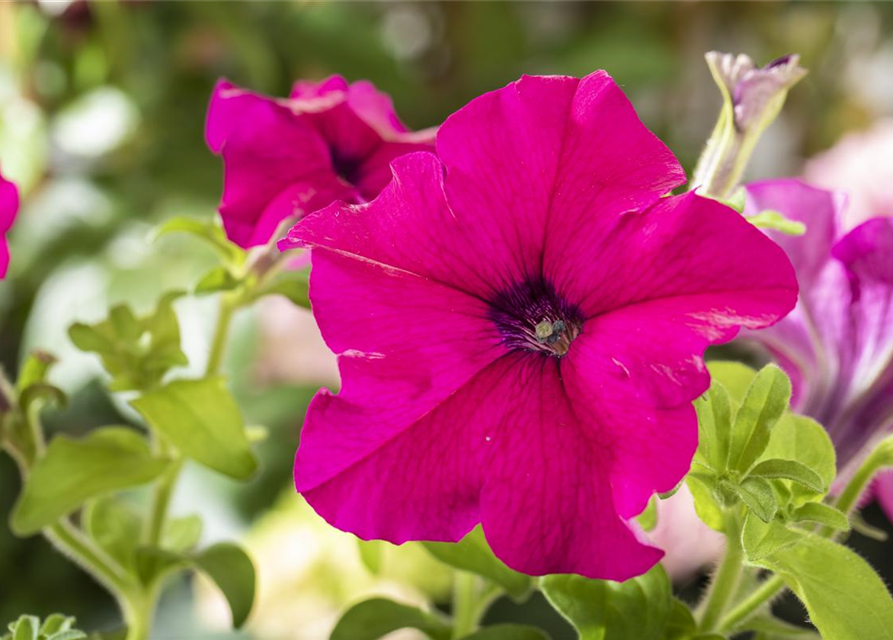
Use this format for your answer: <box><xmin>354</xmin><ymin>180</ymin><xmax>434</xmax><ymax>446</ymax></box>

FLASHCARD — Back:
<box><xmin>331</xmin><ymin>150</ymin><xmax>363</xmax><ymax>187</ymax></box>
<box><xmin>489</xmin><ymin>278</ymin><xmax>583</xmax><ymax>358</ymax></box>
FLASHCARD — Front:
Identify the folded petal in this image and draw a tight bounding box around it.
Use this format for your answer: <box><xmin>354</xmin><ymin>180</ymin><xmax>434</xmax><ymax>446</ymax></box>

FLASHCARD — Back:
<box><xmin>0</xmin><ymin>172</ymin><xmax>18</xmax><ymax>278</ymax></box>
<box><xmin>206</xmin><ymin>80</ymin><xmax>347</xmax><ymax>247</ymax></box>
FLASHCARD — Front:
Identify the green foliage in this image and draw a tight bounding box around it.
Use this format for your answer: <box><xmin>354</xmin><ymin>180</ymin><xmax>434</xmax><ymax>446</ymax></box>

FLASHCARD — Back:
<box><xmin>1</xmin><ymin>614</ymin><xmax>86</xmax><ymax>640</ymax></box>
<box><xmin>68</xmin><ymin>293</ymin><xmax>188</xmax><ymax>391</ymax></box>
<box><xmin>130</xmin><ymin>377</ymin><xmax>257</xmax><ymax>480</ymax></box>
<box><xmin>540</xmin><ymin>565</ymin><xmax>676</xmax><ymax>640</ymax></box>
<box><xmin>728</xmin><ymin>365</ymin><xmax>791</xmax><ymax>473</ymax></box>
<box><xmin>329</xmin><ymin>598</ymin><xmax>451</xmax><ymax>640</ymax></box>
<box><xmin>83</xmin><ymin>497</ymin><xmax>143</xmax><ymax>572</ymax></box>
<box><xmin>246</xmin><ymin>267</ymin><xmax>311</xmax><ymax>308</ymax></box>
<box><xmin>752</xmin><ymin>536</ymin><xmax>893</xmax><ymax>640</ymax></box>
<box><xmin>153</xmin><ymin>216</ymin><xmax>245</xmax><ymax>269</ymax></box>
<box><xmin>11</xmin><ymin>427</ymin><xmax>171</xmax><ymax>535</ymax></box>
<box><xmin>422</xmin><ymin>527</ymin><xmax>532</xmax><ymax>601</ymax></box>
<box><xmin>136</xmin><ymin>542</ymin><xmax>255</xmax><ymax>628</ymax></box>
<box><xmin>746</xmin><ymin>210</ymin><xmax>807</xmax><ymax>235</ymax></box>
<box><xmin>459</xmin><ymin>624</ymin><xmax>549</xmax><ymax>640</ymax></box>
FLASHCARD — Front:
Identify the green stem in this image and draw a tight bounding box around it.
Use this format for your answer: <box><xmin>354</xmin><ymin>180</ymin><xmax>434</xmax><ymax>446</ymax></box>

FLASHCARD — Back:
<box><xmin>144</xmin><ymin>456</ymin><xmax>183</xmax><ymax>547</ymax></box>
<box><xmin>45</xmin><ymin>519</ymin><xmax>132</xmax><ymax>596</ymax></box>
<box><xmin>718</xmin><ymin>574</ymin><xmax>784</xmax><ymax>634</ymax></box>
<box><xmin>205</xmin><ymin>293</ymin><xmax>237</xmax><ymax>376</ymax></box>
<box><xmin>698</xmin><ymin>515</ymin><xmax>744</xmax><ymax>633</ymax></box>
<box><xmin>452</xmin><ymin>572</ymin><xmax>478</xmax><ymax>639</ymax></box>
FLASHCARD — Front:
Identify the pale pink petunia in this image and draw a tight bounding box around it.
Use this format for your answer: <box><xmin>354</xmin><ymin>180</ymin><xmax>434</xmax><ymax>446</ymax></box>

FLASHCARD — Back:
<box><xmin>283</xmin><ymin>72</ymin><xmax>798</xmax><ymax>580</ymax></box>
<box><xmin>0</xmin><ymin>168</ymin><xmax>19</xmax><ymax>279</ymax></box>
<box><xmin>804</xmin><ymin>120</ymin><xmax>893</xmax><ymax>230</ymax></box>
<box><xmin>205</xmin><ymin>75</ymin><xmax>435</xmax><ymax>248</ymax></box>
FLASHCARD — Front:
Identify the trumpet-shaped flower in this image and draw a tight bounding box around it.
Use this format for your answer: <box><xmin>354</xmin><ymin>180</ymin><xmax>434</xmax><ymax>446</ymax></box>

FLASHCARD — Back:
<box><xmin>743</xmin><ymin>179</ymin><xmax>893</xmax><ymax>514</ymax></box>
<box><xmin>206</xmin><ymin>76</ymin><xmax>435</xmax><ymax>247</ymax></box>
<box><xmin>284</xmin><ymin>72</ymin><xmax>797</xmax><ymax>580</ymax></box>
<box><xmin>0</xmin><ymin>169</ymin><xmax>18</xmax><ymax>278</ymax></box>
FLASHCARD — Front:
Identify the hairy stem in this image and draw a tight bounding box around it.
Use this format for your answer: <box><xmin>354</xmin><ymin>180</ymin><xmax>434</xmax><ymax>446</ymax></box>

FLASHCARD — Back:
<box><xmin>698</xmin><ymin>514</ymin><xmax>744</xmax><ymax>633</ymax></box>
<box><xmin>719</xmin><ymin>574</ymin><xmax>785</xmax><ymax>634</ymax></box>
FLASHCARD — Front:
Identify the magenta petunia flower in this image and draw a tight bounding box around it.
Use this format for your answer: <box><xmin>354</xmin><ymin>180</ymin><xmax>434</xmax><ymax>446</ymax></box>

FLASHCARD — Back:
<box><xmin>743</xmin><ymin>179</ymin><xmax>893</xmax><ymax>516</ymax></box>
<box><xmin>0</xmin><ymin>168</ymin><xmax>19</xmax><ymax>279</ymax></box>
<box><xmin>206</xmin><ymin>75</ymin><xmax>435</xmax><ymax>247</ymax></box>
<box><xmin>282</xmin><ymin>72</ymin><xmax>798</xmax><ymax>580</ymax></box>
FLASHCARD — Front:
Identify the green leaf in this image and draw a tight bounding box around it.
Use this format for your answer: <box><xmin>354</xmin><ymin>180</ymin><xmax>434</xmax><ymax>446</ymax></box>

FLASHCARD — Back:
<box><xmin>422</xmin><ymin>528</ymin><xmax>532</xmax><ymax>601</ymax></box>
<box><xmin>10</xmin><ymin>616</ymin><xmax>38</xmax><ymax>640</ymax></box>
<box><xmin>16</xmin><ymin>351</ymin><xmax>57</xmax><ymax>392</ymax></box>
<box><xmin>694</xmin><ymin>381</ymin><xmax>732</xmax><ymax>472</ymax></box>
<box><xmin>329</xmin><ymin>598</ymin><xmax>451</xmax><ymax>640</ymax></box>
<box><xmin>68</xmin><ymin>293</ymin><xmax>188</xmax><ymax>391</ymax></box>
<box><xmin>749</xmin><ymin>459</ymin><xmax>825</xmax><ymax>494</ymax></box>
<box><xmin>131</xmin><ymin>377</ymin><xmax>257</xmax><ymax>480</ymax></box>
<box><xmin>637</xmin><ymin>496</ymin><xmax>658</xmax><ymax>532</ymax></box>
<box><xmin>357</xmin><ymin>539</ymin><xmax>385</xmax><ymax>575</ymax></box>
<box><xmin>747</xmin><ymin>614</ymin><xmax>820</xmax><ymax>638</ymax></box>
<box><xmin>153</xmin><ymin>216</ymin><xmax>245</xmax><ymax>268</ymax></box>
<box><xmin>746</xmin><ymin>210</ymin><xmax>807</xmax><ymax>236</ymax></box>
<box><xmin>761</xmin><ymin>414</ymin><xmax>836</xmax><ymax>501</ymax></box>
<box><xmin>12</xmin><ymin>427</ymin><xmax>170</xmax><ymax>535</ymax></box>
<box><xmin>45</xmin><ymin>633</ymin><xmax>87</xmax><ymax>640</ymax></box>
<box><xmin>459</xmin><ymin>624</ymin><xmax>549</xmax><ymax>640</ymax></box>
<box><xmin>729</xmin><ymin>476</ymin><xmax>777</xmax><ymax>523</ymax></box>
<box><xmin>163</xmin><ymin>515</ymin><xmax>203</xmax><ymax>553</ymax></box>
<box><xmin>706</xmin><ymin>361</ymin><xmax>757</xmax><ymax>404</ymax></box>
<box><xmin>540</xmin><ymin>565</ymin><xmax>672</xmax><ymax>640</ymax></box>
<box><xmin>194</xmin><ymin>266</ymin><xmax>241</xmax><ymax>296</ymax></box>
<box><xmin>729</xmin><ymin>365</ymin><xmax>791</xmax><ymax>473</ymax></box>
<box><xmin>742</xmin><ymin>513</ymin><xmax>804</xmax><ymax>562</ymax></box>
<box><xmin>754</xmin><ymin>536</ymin><xmax>893</xmax><ymax>640</ymax></box>
<box><xmin>136</xmin><ymin>542</ymin><xmax>255</xmax><ymax>628</ymax></box>
<box><xmin>790</xmin><ymin>503</ymin><xmax>849</xmax><ymax>532</ymax></box>
<box><xmin>84</xmin><ymin>497</ymin><xmax>142</xmax><ymax>571</ymax></box>
<box><xmin>247</xmin><ymin>267</ymin><xmax>310</xmax><ymax>308</ymax></box>
<box><xmin>193</xmin><ymin>543</ymin><xmax>256</xmax><ymax>628</ymax></box>
<box><xmin>39</xmin><ymin>615</ymin><xmax>77</xmax><ymax>636</ymax></box>
<box><xmin>687</xmin><ymin>473</ymin><xmax>724</xmax><ymax>532</ymax></box>
<box><xmin>664</xmin><ymin>599</ymin><xmax>697</xmax><ymax>640</ymax></box>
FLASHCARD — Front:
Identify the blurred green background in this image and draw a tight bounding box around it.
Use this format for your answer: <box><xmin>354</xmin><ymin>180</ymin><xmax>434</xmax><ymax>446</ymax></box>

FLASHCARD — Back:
<box><xmin>1</xmin><ymin>1</ymin><xmax>892</xmax><ymax>638</ymax></box>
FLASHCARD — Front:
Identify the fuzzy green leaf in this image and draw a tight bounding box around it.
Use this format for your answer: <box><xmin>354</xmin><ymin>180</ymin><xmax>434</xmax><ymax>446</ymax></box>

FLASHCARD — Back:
<box><xmin>749</xmin><ymin>459</ymin><xmax>825</xmax><ymax>494</ymax></box>
<box><xmin>694</xmin><ymin>381</ymin><xmax>732</xmax><ymax>472</ymax></box>
<box><xmin>729</xmin><ymin>476</ymin><xmax>777</xmax><ymax>523</ymax></box>
<box><xmin>742</xmin><ymin>512</ymin><xmax>804</xmax><ymax>562</ymax></box>
<box><xmin>790</xmin><ymin>503</ymin><xmax>849</xmax><ymax>532</ymax></box>
<box><xmin>761</xmin><ymin>414</ymin><xmax>836</xmax><ymax>501</ymax></box>
<box><xmin>755</xmin><ymin>536</ymin><xmax>893</xmax><ymax>640</ymax></box>
<box><xmin>729</xmin><ymin>365</ymin><xmax>791</xmax><ymax>473</ymax></box>
<box><xmin>459</xmin><ymin>625</ymin><xmax>549</xmax><ymax>640</ymax></box>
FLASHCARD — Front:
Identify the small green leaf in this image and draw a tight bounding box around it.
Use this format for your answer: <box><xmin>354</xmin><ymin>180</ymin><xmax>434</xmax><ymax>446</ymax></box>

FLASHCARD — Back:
<box><xmin>68</xmin><ymin>293</ymin><xmax>188</xmax><ymax>392</ymax></box>
<box><xmin>664</xmin><ymin>599</ymin><xmax>697</xmax><ymax>640</ymax></box>
<box><xmin>153</xmin><ymin>216</ymin><xmax>245</xmax><ymax>267</ymax></box>
<box><xmin>749</xmin><ymin>459</ymin><xmax>825</xmax><ymax>494</ymax></box>
<box><xmin>459</xmin><ymin>624</ymin><xmax>549</xmax><ymax>640</ymax></box>
<box><xmin>694</xmin><ymin>381</ymin><xmax>732</xmax><ymax>472</ymax></box>
<box><xmin>423</xmin><ymin>528</ymin><xmax>532</xmax><ymax>601</ymax></box>
<box><xmin>706</xmin><ymin>361</ymin><xmax>757</xmax><ymax>404</ymax></box>
<box><xmin>163</xmin><ymin>515</ymin><xmax>203</xmax><ymax>553</ymax></box>
<box><xmin>193</xmin><ymin>543</ymin><xmax>256</xmax><ymax>628</ymax></box>
<box><xmin>541</xmin><ymin>565</ymin><xmax>672</xmax><ymax>640</ymax></box>
<box><xmin>638</xmin><ymin>495</ymin><xmax>658</xmax><ymax>532</ymax></box>
<box><xmin>730</xmin><ymin>476</ymin><xmax>778</xmax><ymax>522</ymax></box>
<box><xmin>10</xmin><ymin>616</ymin><xmax>38</xmax><ymax>640</ymax></box>
<box><xmin>729</xmin><ymin>365</ymin><xmax>791</xmax><ymax>473</ymax></box>
<box><xmin>746</xmin><ymin>210</ymin><xmax>807</xmax><ymax>236</ymax></box>
<box><xmin>39</xmin><ymin>614</ymin><xmax>76</xmax><ymax>635</ymax></box>
<box><xmin>136</xmin><ymin>542</ymin><xmax>255</xmax><ymax>628</ymax></box>
<box><xmin>742</xmin><ymin>512</ymin><xmax>804</xmax><ymax>562</ymax></box>
<box><xmin>16</xmin><ymin>351</ymin><xmax>57</xmax><ymax>392</ymax></box>
<box><xmin>248</xmin><ymin>268</ymin><xmax>310</xmax><ymax>308</ymax></box>
<box><xmin>687</xmin><ymin>473</ymin><xmax>724</xmax><ymax>532</ymax></box>
<box><xmin>329</xmin><ymin>598</ymin><xmax>451</xmax><ymax>640</ymax></box>
<box><xmin>761</xmin><ymin>414</ymin><xmax>836</xmax><ymax>502</ymax></box>
<box><xmin>357</xmin><ymin>539</ymin><xmax>385</xmax><ymax>575</ymax></box>
<box><xmin>194</xmin><ymin>266</ymin><xmax>241</xmax><ymax>296</ymax></box>
<box><xmin>790</xmin><ymin>503</ymin><xmax>849</xmax><ymax>532</ymax></box>
<box><xmin>84</xmin><ymin>497</ymin><xmax>142</xmax><ymax>571</ymax></box>
<box><xmin>131</xmin><ymin>377</ymin><xmax>257</xmax><ymax>480</ymax></box>
<box><xmin>754</xmin><ymin>536</ymin><xmax>893</xmax><ymax>640</ymax></box>
<box><xmin>12</xmin><ymin>427</ymin><xmax>170</xmax><ymax>535</ymax></box>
